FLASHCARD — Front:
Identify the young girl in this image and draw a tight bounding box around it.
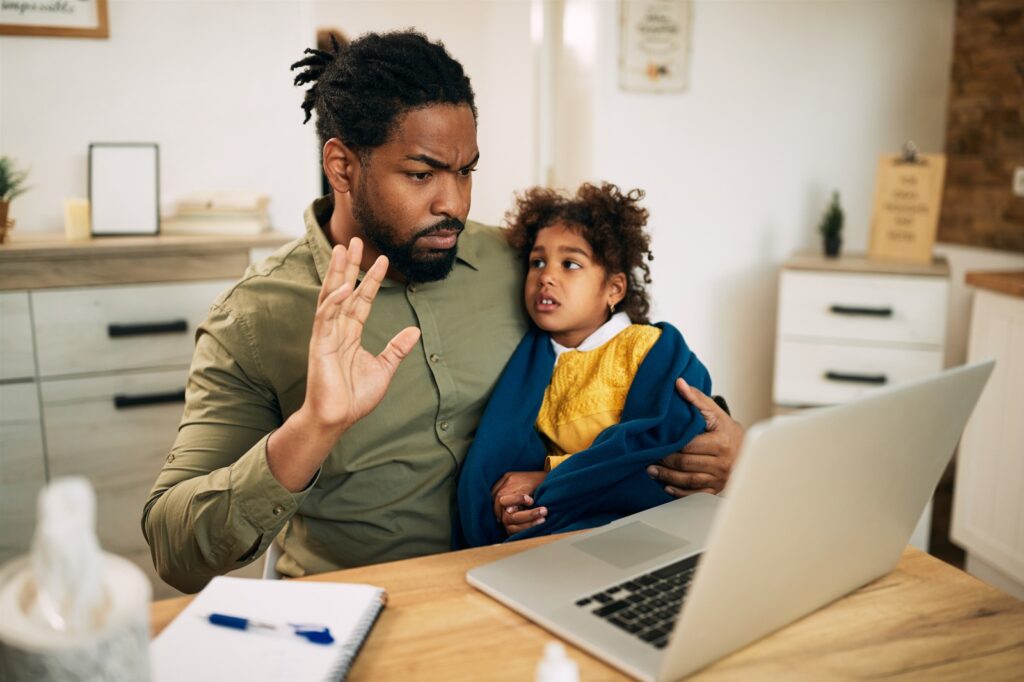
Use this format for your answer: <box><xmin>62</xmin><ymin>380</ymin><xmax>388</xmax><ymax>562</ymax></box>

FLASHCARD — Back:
<box><xmin>455</xmin><ymin>182</ymin><xmax>712</xmax><ymax>547</ymax></box>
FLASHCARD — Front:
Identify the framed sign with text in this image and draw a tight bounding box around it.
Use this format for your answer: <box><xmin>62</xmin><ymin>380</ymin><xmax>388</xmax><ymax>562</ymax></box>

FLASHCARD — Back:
<box><xmin>0</xmin><ymin>0</ymin><xmax>108</xmax><ymax>39</ymax></box>
<box><xmin>868</xmin><ymin>152</ymin><xmax>947</xmax><ymax>264</ymax></box>
<box><xmin>619</xmin><ymin>0</ymin><xmax>691</xmax><ymax>93</ymax></box>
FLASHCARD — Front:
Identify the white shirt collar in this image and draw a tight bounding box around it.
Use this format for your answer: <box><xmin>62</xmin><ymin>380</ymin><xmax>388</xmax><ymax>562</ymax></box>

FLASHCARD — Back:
<box><xmin>551</xmin><ymin>312</ymin><xmax>632</xmax><ymax>359</ymax></box>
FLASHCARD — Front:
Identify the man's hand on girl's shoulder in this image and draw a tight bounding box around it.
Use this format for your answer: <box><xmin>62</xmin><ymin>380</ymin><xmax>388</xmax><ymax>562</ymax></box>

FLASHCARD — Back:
<box><xmin>647</xmin><ymin>379</ymin><xmax>745</xmax><ymax>497</ymax></box>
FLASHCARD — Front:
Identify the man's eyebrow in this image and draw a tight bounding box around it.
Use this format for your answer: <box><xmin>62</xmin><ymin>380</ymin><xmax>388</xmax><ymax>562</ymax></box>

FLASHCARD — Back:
<box><xmin>405</xmin><ymin>151</ymin><xmax>481</xmax><ymax>172</ymax></box>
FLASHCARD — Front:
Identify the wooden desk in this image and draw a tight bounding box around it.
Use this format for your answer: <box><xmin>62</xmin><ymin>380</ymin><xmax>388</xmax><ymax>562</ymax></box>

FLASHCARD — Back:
<box><xmin>151</xmin><ymin>538</ymin><xmax>1024</xmax><ymax>680</ymax></box>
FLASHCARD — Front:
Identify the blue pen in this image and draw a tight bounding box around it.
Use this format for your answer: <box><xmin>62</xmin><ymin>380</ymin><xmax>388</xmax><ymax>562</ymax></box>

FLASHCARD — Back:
<box><xmin>204</xmin><ymin>613</ymin><xmax>335</xmax><ymax>645</ymax></box>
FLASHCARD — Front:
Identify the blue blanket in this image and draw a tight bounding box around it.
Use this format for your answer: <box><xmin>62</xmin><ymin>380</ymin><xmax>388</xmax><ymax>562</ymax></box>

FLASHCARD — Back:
<box><xmin>453</xmin><ymin>323</ymin><xmax>711</xmax><ymax>548</ymax></box>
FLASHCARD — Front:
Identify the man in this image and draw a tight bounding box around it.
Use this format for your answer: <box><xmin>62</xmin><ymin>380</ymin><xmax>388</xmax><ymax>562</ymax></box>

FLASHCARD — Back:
<box><xmin>143</xmin><ymin>31</ymin><xmax>743</xmax><ymax>594</ymax></box>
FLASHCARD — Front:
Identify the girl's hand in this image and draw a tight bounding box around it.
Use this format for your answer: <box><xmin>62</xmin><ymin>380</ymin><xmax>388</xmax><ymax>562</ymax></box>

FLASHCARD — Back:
<box><xmin>491</xmin><ymin>471</ymin><xmax>548</xmax><ymax>535</ymax></box>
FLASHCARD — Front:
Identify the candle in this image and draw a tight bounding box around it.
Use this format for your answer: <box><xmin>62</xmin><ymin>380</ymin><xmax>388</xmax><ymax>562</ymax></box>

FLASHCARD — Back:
<box><xmin>63</xmin><ymin>198</ymin><xmax>91</xmax><ymax>241</ymax></box>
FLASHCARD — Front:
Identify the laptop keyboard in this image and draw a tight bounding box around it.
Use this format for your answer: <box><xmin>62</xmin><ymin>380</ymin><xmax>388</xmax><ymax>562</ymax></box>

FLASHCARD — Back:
<box><xmin>573</xmin><ymin>553</ymin><xmax>701</xmax><ymax>649</ymax></box>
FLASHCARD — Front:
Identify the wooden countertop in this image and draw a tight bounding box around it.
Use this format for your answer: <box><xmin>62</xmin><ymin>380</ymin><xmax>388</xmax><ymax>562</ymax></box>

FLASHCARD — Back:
<box><xmin>0</xmin><ymin>231</ymin><xmax>292</xmax><ymax>290</ymax></box>
<box><xmin>965</xmin><ymin>270</ymin><xmax>1024</xmax><ymax>299</ymax></box>
<box><xmin>784</xmin><ymin>252</ymin><xmax>950</xmax><ymax>277</ymax></box>
<box><xmin>151</xmin><ymin>538</ymin><xmax>1024</xmax><ymax>681</ymax></box>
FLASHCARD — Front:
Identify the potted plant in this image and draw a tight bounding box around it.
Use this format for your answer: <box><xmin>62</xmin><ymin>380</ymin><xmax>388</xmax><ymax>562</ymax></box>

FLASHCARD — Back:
<box><xmin>818</xmin><ymin>190</ymin><xmax>844</xmax><ymax>258</ymax></box>
<box><xmin>0</xmin><ymin>156</ymin><xmax>30</xmax><ymax>244</ymax></box>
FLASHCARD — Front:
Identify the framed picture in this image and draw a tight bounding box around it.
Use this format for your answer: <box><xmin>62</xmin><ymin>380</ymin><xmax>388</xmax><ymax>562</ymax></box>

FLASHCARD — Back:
<box><xmin>89</xmin><ymin>143</ymin><xmax>161</xmax><ymax>237</ymax></box>
<box><xmin>0</xmin><ymin>0</ymin><xmax>109</xmax><ymax>39</ymax></box>
<box><xmin>619</xmin><ymin>0</ymin><xmax>692</xmax><ymax>93</ymax></box>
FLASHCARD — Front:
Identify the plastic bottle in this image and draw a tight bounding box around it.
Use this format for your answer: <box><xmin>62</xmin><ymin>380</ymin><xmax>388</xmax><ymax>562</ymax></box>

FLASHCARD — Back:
<box><xmin>535</xmin><ymin>641</ymin><xmax>580</xmax><ymax>682</ymax></box>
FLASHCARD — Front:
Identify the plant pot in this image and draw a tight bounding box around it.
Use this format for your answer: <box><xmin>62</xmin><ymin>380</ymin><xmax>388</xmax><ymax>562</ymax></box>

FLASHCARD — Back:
<box><xmin>0</xmin><ymin>201</ymin><xmax>10</xmax><ymax>244</ymax></box>
<box><xmin>823</xmin><ymin>235</ymin><xmax>842</xmax><ymax>258</ymax></box>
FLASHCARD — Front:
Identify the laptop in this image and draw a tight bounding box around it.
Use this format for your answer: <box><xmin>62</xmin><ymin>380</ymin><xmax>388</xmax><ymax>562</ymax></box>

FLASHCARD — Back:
<box><xmin>467</xmin><ymin>360</ymin><xmax>994</xmax><ymax>681</ymax></box>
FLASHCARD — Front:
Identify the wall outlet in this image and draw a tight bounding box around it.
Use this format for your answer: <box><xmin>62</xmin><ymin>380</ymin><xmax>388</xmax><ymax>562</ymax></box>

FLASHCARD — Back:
<box><xmin>1014</xmin><ymin>166</ymin><xmax>1024</xmax><ymax>197</ymax></box>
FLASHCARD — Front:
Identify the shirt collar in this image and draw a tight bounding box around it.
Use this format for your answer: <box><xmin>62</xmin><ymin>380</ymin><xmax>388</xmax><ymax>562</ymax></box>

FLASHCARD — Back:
<box><xmin>304</xmin><ymin>196</ymin><xmax>483</xmax><ymax>287</ymax></box>
<box><xmin>551</xmin><ymin>312</ymin><xmax>632</xmax><ymax>359</ymax></box>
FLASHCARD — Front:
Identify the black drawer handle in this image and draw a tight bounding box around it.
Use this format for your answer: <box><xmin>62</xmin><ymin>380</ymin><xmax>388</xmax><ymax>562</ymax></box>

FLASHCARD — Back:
<box><xmin>108</xmin><ymin>319</ymin><xmax>188</xmax><ymax>338</ymax></box>
<box><xmin>829</xmin><ymin>305</ymin><xmax>893</xmax><ymax>317</ymax></box>
<box><xmin>113</xmin><ymin>389</ymin><xmax>186</xmax><ymax>409</ymax></box>
<box><xmin>824</xmin><ymin>371</ymin><xmax>888</xmax><ymax>385</ymax></box>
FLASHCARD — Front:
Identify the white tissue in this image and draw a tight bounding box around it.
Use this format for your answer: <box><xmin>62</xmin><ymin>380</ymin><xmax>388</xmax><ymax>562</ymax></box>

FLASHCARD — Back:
<box><xmin>0</xmin><ymin>477</ymin><xmax>152</xmax><ymax>681</ymax></box>
<box><xmin>29</xmin><ymin>478</ymin><xmax>107</xmax><ymax>633</ymax></box>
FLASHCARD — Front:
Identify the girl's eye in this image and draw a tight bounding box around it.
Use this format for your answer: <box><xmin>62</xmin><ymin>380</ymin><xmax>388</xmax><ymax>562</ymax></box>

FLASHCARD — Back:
<box><xmin>563</xmin><ymin>261</ymin><xmax>582</xmax><ymax>270</ymax></box>
<box><xmin>529</xmin><ymin>258</ymin><xmax>546</xmax><ymax>269</ymax></box>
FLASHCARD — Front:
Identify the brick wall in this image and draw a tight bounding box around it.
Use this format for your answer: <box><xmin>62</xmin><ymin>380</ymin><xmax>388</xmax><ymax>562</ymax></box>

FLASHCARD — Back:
<box><xmin>938</xmin><ymin>0</ymin><xmax>1024</xmax><ymax>253</ymax></box>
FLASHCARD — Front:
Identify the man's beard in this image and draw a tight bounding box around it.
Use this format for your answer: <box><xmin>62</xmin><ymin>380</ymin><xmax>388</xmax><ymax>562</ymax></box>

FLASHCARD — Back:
<box><xmin>352</xmin><ymin>188</ymin><xmax>463</xmax><ymax>283</ymax></box>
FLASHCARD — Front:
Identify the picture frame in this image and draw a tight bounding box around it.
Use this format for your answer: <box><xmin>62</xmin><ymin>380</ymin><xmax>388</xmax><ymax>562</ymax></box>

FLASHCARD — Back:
<box><xmin>867</xmin><ymin>151</ymin><xmax>947</xmax><ymax>264</ymax></box>
<box><xmin>619</xmin><ymin>0</ymin><xmax>692</xmax><ymax>93</ymax></box>
<box><xmin>0</xmin><ymin>0</ymin><xmax>109</xmax><ymax>39</ymax></box>
<box><xmin>88</xmin><ymin>143</ymin><xmax>161</xmax><ymax>237</ymax></box>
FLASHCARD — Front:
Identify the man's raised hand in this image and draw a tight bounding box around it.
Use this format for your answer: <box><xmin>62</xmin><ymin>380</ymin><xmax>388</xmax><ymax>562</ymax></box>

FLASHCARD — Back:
<box><xmin>305</xmin><ymin>239</ymin><xmax>421</xmax><ymax>432</ymax></box>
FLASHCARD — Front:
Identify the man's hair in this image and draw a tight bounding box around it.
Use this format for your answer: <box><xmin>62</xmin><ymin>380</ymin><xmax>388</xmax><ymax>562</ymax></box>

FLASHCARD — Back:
<box><xmin>505</xmin><ymin>182</ymin><xmax>655</xmax><ymax>324</ymax></box>
<box><xmin>291</xmin><ymin>30</ymin><xmax>477</xmax><ymax>154</ymax></box>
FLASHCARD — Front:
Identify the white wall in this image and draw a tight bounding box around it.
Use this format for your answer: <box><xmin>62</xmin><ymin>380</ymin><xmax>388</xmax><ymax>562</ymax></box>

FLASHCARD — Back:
<box><xmin>0</xmin><ymin>1</ymin><xmax>318</xmax><ymax>235</ymax></box>
<box><xmin>554</xmin><ymin>0</ymin><xmax>959</xmax><ymax>425</ymax></box>
<box><xmin>0</xmin><ymin>0</ymin><xmax>535</xmax><ymax>235</ymax></box>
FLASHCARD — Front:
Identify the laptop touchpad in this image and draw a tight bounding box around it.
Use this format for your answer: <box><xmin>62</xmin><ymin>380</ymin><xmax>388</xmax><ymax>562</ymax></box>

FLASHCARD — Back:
<box><xmin>572</xmin><ymin>521</ymin><xmax>689</xmax><ymax>570</ymax></box>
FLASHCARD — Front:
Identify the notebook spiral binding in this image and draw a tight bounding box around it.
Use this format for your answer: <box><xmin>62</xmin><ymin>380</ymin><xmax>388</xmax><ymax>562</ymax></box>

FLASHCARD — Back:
<box><xmin>323</xmin><ymin>594</ymin><xmax>387</xmax><ymax>681</ymax></box>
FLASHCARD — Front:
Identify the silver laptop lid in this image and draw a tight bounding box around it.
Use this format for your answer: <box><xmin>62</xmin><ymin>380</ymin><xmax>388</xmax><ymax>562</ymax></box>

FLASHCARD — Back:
<box><xmin>660</xmin><ymin>360</ymin><xmax>994</xmax><ymax>680</ymax></box>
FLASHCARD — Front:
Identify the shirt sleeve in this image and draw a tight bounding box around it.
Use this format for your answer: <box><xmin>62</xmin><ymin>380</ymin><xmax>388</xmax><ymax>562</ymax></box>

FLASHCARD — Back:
<box><xmin>141</xmin><ymin>302</ymin><xmax>317</xmax><ymax>594</ymax></box>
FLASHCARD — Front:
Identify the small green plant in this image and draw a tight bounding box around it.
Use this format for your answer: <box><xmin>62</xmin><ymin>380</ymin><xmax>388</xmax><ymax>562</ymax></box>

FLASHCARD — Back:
<box><xmin>818</xmin><ymin>191</ymin><xmax>844</xmax><ymax>239</ymax></box>
<box><xmin>0</xmin><ymin>156</ymin><xmax>30</xmax><ymax>203</ymax></box>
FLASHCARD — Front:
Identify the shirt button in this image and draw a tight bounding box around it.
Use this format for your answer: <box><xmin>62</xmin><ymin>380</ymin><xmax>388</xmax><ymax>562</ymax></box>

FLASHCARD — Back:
<box><xmin>439</xmin><ymin>420</ymin><xmax>450</xmax><ymax>431</ymax></box>
<box><xmin>272</xmin><ymin>505</ymin><xmax>284</xmax><ymax>516</ymax></box>
<box><xmin>430</xmin><ymin>353</ymin><xmax>440</xmax><ymax>363</ymax></box>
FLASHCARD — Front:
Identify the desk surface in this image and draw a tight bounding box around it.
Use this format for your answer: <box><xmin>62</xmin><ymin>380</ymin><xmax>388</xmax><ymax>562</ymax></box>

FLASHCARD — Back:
<box><xmin>151</xmin><ymin>538</ymin><xmax>1024</xmax><ymax>681</ymax></box>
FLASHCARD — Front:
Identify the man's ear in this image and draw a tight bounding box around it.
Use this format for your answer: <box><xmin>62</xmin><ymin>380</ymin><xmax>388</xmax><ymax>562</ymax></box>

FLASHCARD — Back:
<box><xmin>608</xmin><ymin>272</ymin><xmax>627</xmax><ymax>308</ymax></box>
<box><xmin>323</xmin><ymin>138</ymin><xmax>359</xmax><ymax>193</ymax></box>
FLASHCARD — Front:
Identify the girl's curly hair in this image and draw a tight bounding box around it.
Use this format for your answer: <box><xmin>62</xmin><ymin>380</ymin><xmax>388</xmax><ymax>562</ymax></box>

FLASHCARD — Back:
<box><xmin>505</xmin><ymin>182</ymin><xmax>654</xmax><ymax>324</ymax></box>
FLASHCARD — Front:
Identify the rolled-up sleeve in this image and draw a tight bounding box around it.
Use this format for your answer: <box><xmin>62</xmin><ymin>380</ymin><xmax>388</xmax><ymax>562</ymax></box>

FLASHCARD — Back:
<box><xmin>141</xmin><ymin>303</ymin><xmax>316</xmax><ymax>593</ymax></box>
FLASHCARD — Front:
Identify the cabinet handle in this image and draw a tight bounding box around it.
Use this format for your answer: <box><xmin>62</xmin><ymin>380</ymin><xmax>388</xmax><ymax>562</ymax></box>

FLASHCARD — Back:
<box><xmin>829</xmin><ymin>305</ymin><xmax>893</xmax><ymax>317</ymax></box>
<box><xmin>113</xmin><ymin>389</ymin><xmax>186</xmax><ymax>409</ymax></box>
<box><xmin>107</xmin><ymin>319</ymin><xmax>188</xmax><ymax>337</ymax></box>
<box><xmin>824</xmin><ymin>371</ymin><xmax>888</xmax><ymax>385</ymax></box>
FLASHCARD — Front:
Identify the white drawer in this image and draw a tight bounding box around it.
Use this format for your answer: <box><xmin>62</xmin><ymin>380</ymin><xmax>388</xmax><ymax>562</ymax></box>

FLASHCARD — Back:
<box><xmin>0</xmin><ymin>291</ymin><xmax>35</xmax><ymax>381</ymax></box>
<box><xmin>0</xmin><ymin>381</ymin><xmax>47</xmax><ymax>565</ymax></box>
<box><xmin>778</xmin><ymin>271</ymin><xmax>948</xmax><ymax>346</ymax></box>
<box><xmin>42</xmin><ymin>369</ymin><xmax>187</xmax><ymax>556</ymax></box>
<box><xmin>31</xmin><ymin>280</ymin><xmax>231</xmax><ymax>377</ymax></box>
<box><xmin>774</xmin><ymin>340</ymin><xmax>944</xmax><ymax>406</ymax></box>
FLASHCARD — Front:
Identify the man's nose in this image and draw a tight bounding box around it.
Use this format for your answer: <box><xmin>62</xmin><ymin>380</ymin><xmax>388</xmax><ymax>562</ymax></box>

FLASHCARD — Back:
<box><xmin>431</xmin><ymin>174</ymin><xmax>470</xmax><ymax>219</ymax></box>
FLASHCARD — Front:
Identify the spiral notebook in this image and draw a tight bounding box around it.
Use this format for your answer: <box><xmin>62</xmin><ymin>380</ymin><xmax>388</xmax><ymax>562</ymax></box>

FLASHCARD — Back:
<box><xmin>151</xmin><ymin>576</ymin><xmax>386</xmax><ymax>681</ymax></box>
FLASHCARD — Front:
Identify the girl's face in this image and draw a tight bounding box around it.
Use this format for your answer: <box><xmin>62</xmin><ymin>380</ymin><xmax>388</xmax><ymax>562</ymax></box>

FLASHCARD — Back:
<box><xmin>524</xmin><ymin>222</ymin><xmax>626</xmax><ymax>348</ymax></box>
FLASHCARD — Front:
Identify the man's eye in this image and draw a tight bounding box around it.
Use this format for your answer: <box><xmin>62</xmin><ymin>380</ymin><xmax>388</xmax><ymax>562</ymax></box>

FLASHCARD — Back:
<box><xmin>408</xmin><ymin>172</ymin><xmax>431</xmax><ymax>181</ymax></box>
<box><xmin>459</xmin><ymin>167</ymin><xmax>477</xmax><ymax>177</ymax></box>
<box><xmin>530</xmin><ymin>258</ymin><xmax>546</xmax><ymax>269</ymax></box>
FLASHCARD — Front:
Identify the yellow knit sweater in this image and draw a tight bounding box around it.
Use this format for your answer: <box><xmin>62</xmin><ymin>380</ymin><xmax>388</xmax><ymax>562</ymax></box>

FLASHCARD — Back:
<box><xmin>537</xmin><ymin>324</ymin><xmax>662</xmax><ymax>471</ymax></box>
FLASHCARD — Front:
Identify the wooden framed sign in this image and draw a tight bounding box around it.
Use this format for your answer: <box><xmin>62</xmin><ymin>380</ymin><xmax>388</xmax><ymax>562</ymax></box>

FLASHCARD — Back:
<box><xmin>619</xmin><ymin>0</ymin><xmax>691</xmax><ymax>93</ymax></box>
<box><xmin>0</xmin><ymin>0</ymin><xmax>108</xmax><ymax>39</ymax></box>
<box><xmin>868</xmin><ymin>153</ymin><xmax>947</xmax><ymax>264</ymax></box>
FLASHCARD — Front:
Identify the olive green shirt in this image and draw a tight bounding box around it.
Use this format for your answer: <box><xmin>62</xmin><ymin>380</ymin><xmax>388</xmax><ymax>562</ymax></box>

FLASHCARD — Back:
<box><xmin>143</xmin><ymin>197</ymin><xmax>527</xmax><ymax>593</ymax></box>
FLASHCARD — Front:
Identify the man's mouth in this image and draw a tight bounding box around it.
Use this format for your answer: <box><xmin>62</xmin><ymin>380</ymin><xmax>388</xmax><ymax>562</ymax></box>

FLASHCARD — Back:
<box><xmin>417</xmin><ymin>230</ymin><xmax>460</xmax><ymax>250</ymax></box>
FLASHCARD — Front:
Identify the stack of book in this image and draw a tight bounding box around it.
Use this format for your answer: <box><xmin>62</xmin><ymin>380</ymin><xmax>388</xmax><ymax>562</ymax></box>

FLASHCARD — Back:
<box><xmin>162</xmin><ymin>192</ymin><xmax>271</xmax><ymax>235</ymax></box>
